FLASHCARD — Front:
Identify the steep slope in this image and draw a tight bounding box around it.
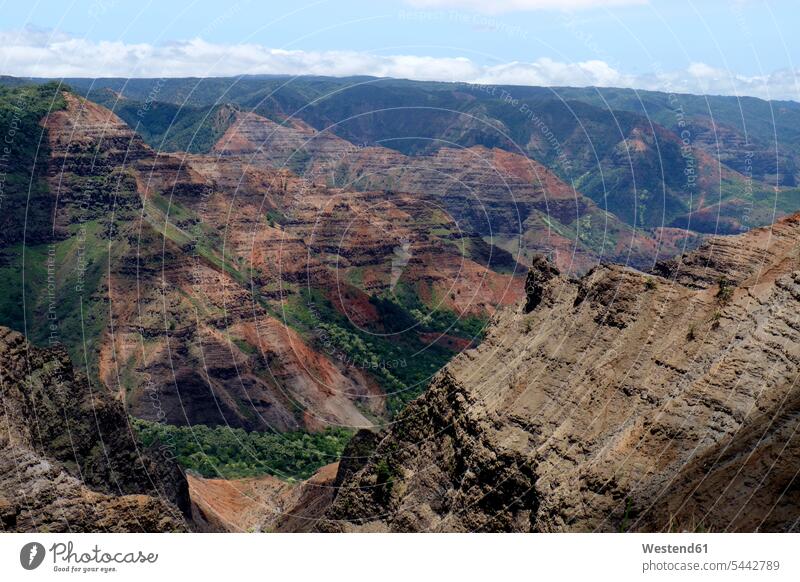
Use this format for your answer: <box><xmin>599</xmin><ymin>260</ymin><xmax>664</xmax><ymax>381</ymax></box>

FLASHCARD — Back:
<box><xmin>1</xmin><ymin>90</ymin><xmax>523</xmax><ymax>438</ymax></box>
<box><xmin>0</xmin><ymin>82</ymin><xmax>64</xmax><ymax>249</ymax></box>
<box><xmin>0</xmin><ymin>326</ymin><xmax>188</xmax><ymax>532</ymax></box>
<box><xmin>553</xmin><ymin>86</ymin><xmax>800</xmax><ymax>187</ymax></box>
<box><xmin>518</xmin><ymin>98</ymin><xmax>774</xmax><ymax>234</ymax></box>
<box><xmin>212</xmin><ymin>109</ymin><xmax>355</xmax><ymax>173</ymax></box>
<box><xmin>88</xmin><ymin>88</ymin><xmax>238</xmax><ymax>154</ymax></box>
<box><xmin>320</xmin><ymin>213</ymin><xmax>800</xmax><ymax>532</ymax></box>
<box><xmin>188</xmin><ymin>462</ymin><xmax>339</xmax><ymax>532</ymax></box>
<box><xmin>35</xmin><ymin>94</ymin><xmax>390</xmax><ymax>430</ymax></box>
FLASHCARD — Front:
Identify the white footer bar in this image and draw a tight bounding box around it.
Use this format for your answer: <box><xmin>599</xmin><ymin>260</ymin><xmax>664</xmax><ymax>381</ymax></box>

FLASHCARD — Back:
<box><xmin>1</xmin><ymin>533</ymin><xmax>797</xmax><ymax>582</ymax></box>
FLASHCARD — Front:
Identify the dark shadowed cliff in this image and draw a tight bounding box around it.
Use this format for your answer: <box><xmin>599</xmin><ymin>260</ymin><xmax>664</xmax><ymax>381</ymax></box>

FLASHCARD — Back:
<box><xmin>0</xmin><ymin>326</ymin><xmax>189</xmax><ymax>532</ymax></box>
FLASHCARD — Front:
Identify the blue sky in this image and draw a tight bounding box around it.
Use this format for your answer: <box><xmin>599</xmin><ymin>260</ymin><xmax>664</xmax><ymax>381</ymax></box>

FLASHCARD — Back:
<box><xmin>1</xmin><ymin>0</ymin><xmax>798</xmax><ymax>99</ymax></box>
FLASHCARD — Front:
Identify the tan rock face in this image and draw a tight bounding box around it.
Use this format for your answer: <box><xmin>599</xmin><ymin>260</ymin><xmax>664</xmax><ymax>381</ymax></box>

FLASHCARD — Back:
<box><xmin>0</xmin><ymin>326</ymin><xmax>187</xmax><ymax>532</ymax></box>
<box><xmin>319</xmin><ymin>213</ymin><xmax>800</xmax><ymax>532</ymax></box>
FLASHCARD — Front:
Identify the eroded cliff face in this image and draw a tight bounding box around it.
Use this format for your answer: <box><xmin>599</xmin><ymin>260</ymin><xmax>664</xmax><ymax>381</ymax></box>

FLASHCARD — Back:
<box><xmin>34</xmin><ymin>93</ymin><xmax>523</xmax><ymax>433</ymax></box>
<box><xmin>212</xmin><ymin>109</ymin><xmax>697</xmax><ymax>274</ymax></box>
<box><xmin>319</xmin><ymin>214</ymin><xmax>800</xmax><ymax>532</ymax></box>
<box><xmin>0</xmin><ymin>326</ymin><xmax>188</xmax><ymax>532</ymax></box>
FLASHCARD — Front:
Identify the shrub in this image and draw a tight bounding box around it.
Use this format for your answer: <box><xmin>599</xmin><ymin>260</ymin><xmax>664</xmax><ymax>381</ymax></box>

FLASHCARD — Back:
<box><xmin>716</xmin><ymin>277</ymin><xmax>734</xmax><ymax>304</ymax></box>
<box><xmin>374</xmin><ymin>458</ymin><xmax>395</xmax><ymax>502</ymax></box>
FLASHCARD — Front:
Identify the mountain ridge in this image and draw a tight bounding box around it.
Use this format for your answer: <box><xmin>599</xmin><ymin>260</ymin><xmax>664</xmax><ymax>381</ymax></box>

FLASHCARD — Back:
<box><xmin>316</xmin><ymin>212</ymin><xmax>800</xmax><ymax>532</ymax></box>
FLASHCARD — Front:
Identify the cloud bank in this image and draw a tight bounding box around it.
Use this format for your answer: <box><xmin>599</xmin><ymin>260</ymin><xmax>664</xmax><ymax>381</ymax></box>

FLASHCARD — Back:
<box><xmin>0</xmin><ymin>28</ymin><xmax>797</xmax><ymax>101</ymax></box>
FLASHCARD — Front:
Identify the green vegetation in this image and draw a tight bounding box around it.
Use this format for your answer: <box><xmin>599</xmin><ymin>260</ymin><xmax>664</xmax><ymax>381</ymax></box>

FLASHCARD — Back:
<box><xmin>0</xmin><ymin>83</ymin><xmax>115</xmax><ymax>373</ymax></box>
<box><xmin>0</xmin><ymin>219</ymin><xmax>117</xmax><ymax>376</ymax></box>
<box><xmin>389</xmin><ymin>282</ymin><xmax>487</xmax><ymax>338</ymax></box>
<box><xmin>140</xmin><ymin>189</ymin><xmax>473</xmax><ymax>416</ymax></box>
<box><xmin>25</xmin><ymin>75</ymin><xmax>800</xmax><ymax>238</ymax></box>
<box><xmin>0</xmin><ymin>84</ymin><xmax>142</xmax><ymax>375</ymax></box>
<box><xmin>0</xmin><ymin>81</ymin><xmax>67</xmax><ymax>246</ymax></box>
<box><xmin>374</xmin><ymin>458</ymin><xmax>396</xmax><ymax>503</ymax></box>
<box><xmin>0</xmin><ymin>81</ymin><xmax>66</xmax><ymax>165</ymax></box>
<box><xmin>142</xmin><ymin>190</ymin><xmax>257</xmax><ymax>289</ymax></box>
<box><xmin>285</xmin><ymin>148</ymin><xmax>312</xmax><ymax>174</ymax></box>
<box><xmin>133</xmin><ymin>418</ymin><xmax>353</xmax><ymax>480</ymax></box>
<box><xmin>0</xmin><ymin>85</ymin><xmax>656</xmax><ymax>459</ymax></box>
<box><xmin>716</xmin><ymin>277</ymin><xmax>734</xmax><ymax>304</ymax></box>
<box><xmin>89</xmin><ymin>93</ymin><xmax>237</xmax><ymax>154</ymax></box>
<box><xmin>619</xmin><ymin>497</ymin><xmax>635</xmax><ymax>532</ymax></box>
<box><xmin>280</xmin><ymin>286</ymin><xmax>483</xmax><ymax>413</ymax></box>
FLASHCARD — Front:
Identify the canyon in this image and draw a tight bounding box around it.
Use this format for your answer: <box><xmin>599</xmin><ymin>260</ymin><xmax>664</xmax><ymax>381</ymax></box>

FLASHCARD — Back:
<box><xmin>2</xmin><ymin>76</ymin><xmax>800</xmax><ymax>532</ymax></box>
<box><xmin>27</xmin><ymin>90</ymin><xmax>526</xmax><ymax>434</ymax></box>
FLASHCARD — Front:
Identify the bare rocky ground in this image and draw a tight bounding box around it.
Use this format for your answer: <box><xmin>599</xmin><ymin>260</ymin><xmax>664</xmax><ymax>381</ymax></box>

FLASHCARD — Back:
<box><xmin>213</xmin><ymin>107</ymin><xmax>694</xmax><ymax>274</ymax></box>
<box><xmin>188</xmin><ymin>462</ymin><xmax>339</xmax><ymax>532</ymax></box>
<box><xmin>147</xmin><ymin>214</ymin><xmax>800</xmax><ymax>533</ymax></box>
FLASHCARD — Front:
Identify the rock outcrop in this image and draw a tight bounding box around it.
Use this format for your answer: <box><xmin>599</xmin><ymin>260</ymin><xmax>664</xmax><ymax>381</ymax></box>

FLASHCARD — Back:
<box><xmin>0</xmin><ymin>326</ymin><xmax>188</xmax><ymax>532</ymax></box>
<box><xmin>318</xmin><ymin>213</ymin><xmax>800</xmax><ymax>532</ymax></box>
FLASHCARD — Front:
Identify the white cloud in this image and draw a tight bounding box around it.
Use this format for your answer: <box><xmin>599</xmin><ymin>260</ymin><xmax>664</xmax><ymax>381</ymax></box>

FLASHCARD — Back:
<box><xmin>402</xmin><ymin>0</ymin><xmax>647</xmax><ymax>13</ymax></box>
<box><xmin>0</xmin><ymin>28</ymin><xmax>797</xmax><ymax>101</ymax></box>
<box><xmin>643</xmin><ymin>63</ymin><xmax>800</xmax><ymax>102</ymax></box>
<box><xmin>473</xmin><ymin>58</ymin><xmax>636</xmax><ymax>88</ymax></box>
